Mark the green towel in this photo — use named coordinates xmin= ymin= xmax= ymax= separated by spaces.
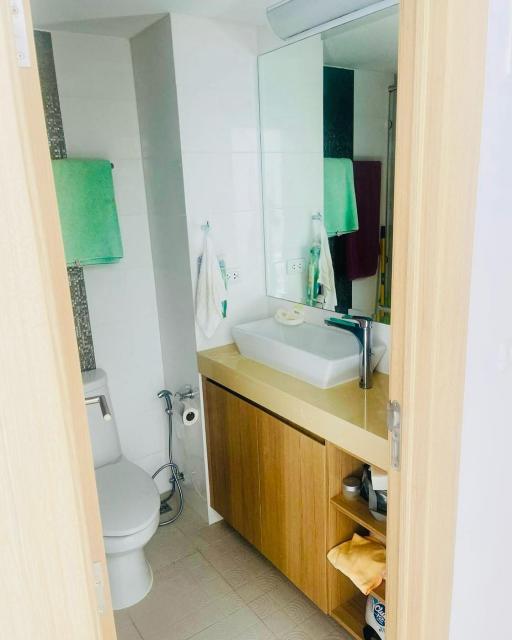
xmin=324 ymin=157 xmax=359 ymax=237
xmin=52 ymin=159 xmax=123 ymax=265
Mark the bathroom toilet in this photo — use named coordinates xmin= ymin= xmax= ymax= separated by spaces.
xmin=82 ymin=369 xmax=160 ymax=610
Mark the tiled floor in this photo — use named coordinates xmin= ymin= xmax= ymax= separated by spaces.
xmin=115 ymin=505 xmax=350 ymax=640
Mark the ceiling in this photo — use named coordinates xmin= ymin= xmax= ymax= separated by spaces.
xmin=30 ymin=0 xmax=273 ymax=32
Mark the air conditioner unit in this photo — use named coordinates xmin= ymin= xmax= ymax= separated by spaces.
xmin=266 ymin=0 xmax=398 ymax=40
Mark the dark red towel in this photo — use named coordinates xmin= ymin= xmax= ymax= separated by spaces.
xmin=345 ymin=161 xmax=382 ymax=280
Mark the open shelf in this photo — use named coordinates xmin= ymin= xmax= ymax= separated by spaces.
xmin=326 ymin=445 xmax=388 ymax=639
xmin=330 ymin=493 xmax=386 ymax=544
xmin=331 ymin=593 xmax=367 ymax=640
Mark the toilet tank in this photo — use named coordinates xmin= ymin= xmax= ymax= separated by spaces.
xmin=82 ymin=368 xmax=122 ymax=468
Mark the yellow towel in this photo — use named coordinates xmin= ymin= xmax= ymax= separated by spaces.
xmin=327 ymin=533 xmax=386 ymax=595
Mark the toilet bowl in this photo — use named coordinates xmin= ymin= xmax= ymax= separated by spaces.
xmin=83 ymin=369 xmax=160 ymax=610
xmin=96 ymin=458 xmax=160 ymax=609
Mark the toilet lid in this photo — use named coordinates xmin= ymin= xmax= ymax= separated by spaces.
xmin=95 ymin=459 xmax=160 ymax=537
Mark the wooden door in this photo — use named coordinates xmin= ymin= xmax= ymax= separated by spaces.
xmin=0 ymin=1 xmax=116 ymax=637
xmin=386 ymin=1 xmax=489 ymax=638
xmin=258 ymin=412 xmax=328 ymax=612
xmin=203 ymin=381 xmax=261 ymax=548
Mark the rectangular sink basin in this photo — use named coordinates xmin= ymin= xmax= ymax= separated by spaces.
xmin=232 ymin=317 xmax=385 ymax=389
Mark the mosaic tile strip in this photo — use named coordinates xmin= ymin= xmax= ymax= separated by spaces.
xmin=34 ymin=30 xmax=96 ymax=371
xmin=34 ymin=31 xmax=67 ymax=160
xmin=67 ymin=266 xmax=96 ymax=371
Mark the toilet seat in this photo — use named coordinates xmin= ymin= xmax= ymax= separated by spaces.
xmin=95 ymin=458 xmax=160 ymax=537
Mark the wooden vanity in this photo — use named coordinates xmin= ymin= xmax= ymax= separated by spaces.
xmin=199 ymin=344 xmax=389 ymax=640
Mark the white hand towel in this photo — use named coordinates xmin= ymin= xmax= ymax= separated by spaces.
xmin=195 ymin=234 xmax=226 ymax=338
xmin=318 ymin=223 xmax=338 ymax=311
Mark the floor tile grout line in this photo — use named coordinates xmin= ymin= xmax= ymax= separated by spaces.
xmin=129 ymin=617 xmax=145 ymax=640
xmin=117 ymin=516 xmax=348 ymax=640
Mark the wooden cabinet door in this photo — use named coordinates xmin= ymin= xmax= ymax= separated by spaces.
xmin=203 ymin=381 xmax=261 ymax=548
xmin=258 ymin=412 xmax=328 ymax=612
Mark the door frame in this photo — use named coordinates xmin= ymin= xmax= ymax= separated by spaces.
xmin=0 ymin=0 xmax=490 ymax=638
xmin=388 ymin=0 xmax=489 ymax=638
xmin=0 ymin=1 xmax=116 ymax=638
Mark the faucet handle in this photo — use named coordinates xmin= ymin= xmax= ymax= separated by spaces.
xmin=340 ymin=313 xmax=373 ymax=328
xmin=324 ymin=315 xmax=370 ymax=331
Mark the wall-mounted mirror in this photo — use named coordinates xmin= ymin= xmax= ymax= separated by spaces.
xmin=259 ymin=6 xmax=398 ymax=324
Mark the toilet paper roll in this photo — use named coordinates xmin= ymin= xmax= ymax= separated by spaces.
xmin=181 ymin=398 xmax=199 ymax=426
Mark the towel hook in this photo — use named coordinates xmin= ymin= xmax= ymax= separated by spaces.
xmin=201 ymin=221 xmax=211 ymax=233
xmin=311 ymin=212 xmax=323 ymax=221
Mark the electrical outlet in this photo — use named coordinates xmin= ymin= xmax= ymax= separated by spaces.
xmin=226 ymin=269 xmax=241 ymax=282
xmin=287 ymin=258 xmax=306 ymax=274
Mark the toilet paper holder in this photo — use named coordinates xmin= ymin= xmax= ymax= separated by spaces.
xmin=175 ymin=385 xmax=199 ymax=402
xmin=174 ymin=385 xmax=200 ymax=426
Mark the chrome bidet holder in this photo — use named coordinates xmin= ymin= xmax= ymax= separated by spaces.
xmin=157 ymin=389 xmax=173 ymax=415
xmin=157 ymin=386 xmax=199 ymax=416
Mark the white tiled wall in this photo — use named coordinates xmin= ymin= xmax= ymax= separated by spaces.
xmin=259 ymin=36 xmax=324 ymax=303
xmin=52 ymin=32 xmax=169 ymax=487
xmin=131 ymin=17 xmax=206 ymax=501
xmin=170 ymin=14 xmax=269 ymax=351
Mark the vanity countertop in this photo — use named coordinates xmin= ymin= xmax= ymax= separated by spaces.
xmin=198 ymin=343 xmax=389 ymax=470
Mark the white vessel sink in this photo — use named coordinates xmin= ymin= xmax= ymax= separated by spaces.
xmin=232 ymin=317 xmax=385 ymax=389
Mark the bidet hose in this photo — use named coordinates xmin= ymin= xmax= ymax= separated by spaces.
xmin=152 ymin=400 xmax=184 ymax=526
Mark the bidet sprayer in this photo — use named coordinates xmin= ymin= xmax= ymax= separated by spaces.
xmin=157 ymin=389 xmax=173 ymax=415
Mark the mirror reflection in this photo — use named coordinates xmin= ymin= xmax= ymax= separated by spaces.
xmin=259 ymin=7 xmax=399 ymax=323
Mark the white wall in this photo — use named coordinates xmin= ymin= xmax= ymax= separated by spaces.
xmin=259 ymin=36 xmax=324 ymax=303
xmin=170 ymin=14 xmax=269 ymax=351
xmin=450 ymin=1 xmax=512 ymax=636
xmin=258 ymin=23 xmax=285 ymax=56
xmin=130 ymin=17 xmax=207 ymax=503
xmin=52 ymin=32 xmax=170 ymax=487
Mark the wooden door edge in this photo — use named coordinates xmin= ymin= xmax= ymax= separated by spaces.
xmin=388 ymin=0 xmax=490 ymax=638
xmin=0 ymin=2 xmax=116 ymax=637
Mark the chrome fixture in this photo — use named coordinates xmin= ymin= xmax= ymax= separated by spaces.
xmin=325 ymin=314 xmax=373 ymax=389
xmin=157 ymin=389 xmax=173 ymax=415
xmin=266 ymin=0 xmax=398 ymax=41
xmin=154 ymin=389 xmax=184 ymax=526
xmin=175 ymin=385 xmax=199 ymax=402
xmin=85 ymin=394 xmax=112 ymax=421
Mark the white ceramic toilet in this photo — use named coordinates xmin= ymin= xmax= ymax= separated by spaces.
xmin=82 ymin=369 xmax=160 ymax=610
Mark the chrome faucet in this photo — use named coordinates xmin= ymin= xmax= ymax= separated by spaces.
xmin=324 ymin=314 xmax=373 ymax=389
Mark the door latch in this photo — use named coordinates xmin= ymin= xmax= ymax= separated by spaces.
xmin=9 ymin=0 xmax=31 ymax=67
xmin=387 ymin=400 xmax=401 ymax=470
